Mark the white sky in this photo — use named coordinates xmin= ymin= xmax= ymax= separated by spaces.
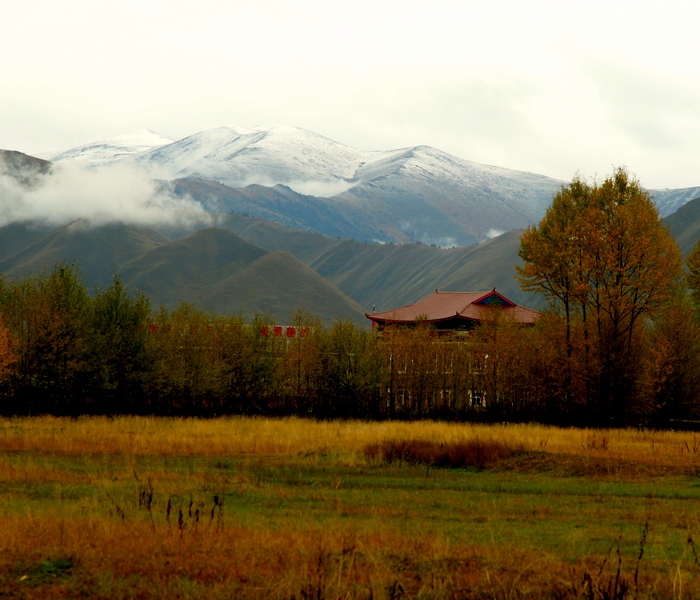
xmin=2 ymin=0 xmax=700 ymax=189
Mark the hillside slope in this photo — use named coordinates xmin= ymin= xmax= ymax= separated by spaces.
xmin=49 ymin=129 xmax=174 ymax=165
xmin=118 ymin=227 xmax=268 ymax=307
xmin=663 ymin=197 xmax=700 ymax=254
xmin=206 ymin=213 xmax=541 ymax=310
xmin=204 ymin=250 xmax=367 ymax=323
xmin=0 ymin=150 xmax=51 ymax=186
xmin=0 ymin=220 xmax=169 ymax=286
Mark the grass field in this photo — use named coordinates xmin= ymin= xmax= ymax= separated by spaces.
xmin=1 ymin=417 xmax=700 ymax=598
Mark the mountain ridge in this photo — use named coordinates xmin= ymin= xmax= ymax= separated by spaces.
xmin=45 ymin=125 xmax=700 ymax=245
xmin=49 ymin=129 xmax=174 ymax=164
xmin=49 ymin=126 xmax=564 ymax=245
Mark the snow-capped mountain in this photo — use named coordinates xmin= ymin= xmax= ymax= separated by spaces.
xmin=341 ymin=145 xmax=563 ymax=236
xmin=648 ymin=186 xmax=700 ymax=217
xmin=131 ymin=125 xmax=376 ymax=188
xmin=50 ymin=125 xmax=566 ymax=245
xmin=50 ymin=129 xmax=174 ymax=165
xmin=49 ymin=125 xmax=700 ymax=245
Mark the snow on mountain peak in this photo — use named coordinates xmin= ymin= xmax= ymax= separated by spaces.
xmin=126 ymin=124 xmax=377 ymax=189
xmin=47 ymin=126 xmax=566 ymax=226
xmin=51 ymin=129 xmax=175 ymax=165
xmin=26 ymin=124 xmax=700 ymax=247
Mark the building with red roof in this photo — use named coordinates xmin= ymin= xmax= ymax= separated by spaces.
xmin=366 ymin=289 xmax=539 ymax=333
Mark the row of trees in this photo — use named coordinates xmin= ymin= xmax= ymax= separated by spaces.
xmin=0 ymin=168 xmax=699 ymax=425
xmin=0 ymin=266 xmax=484 ymax=419
xmin=0 ymin=262 xmax=699 ymax=426
xmin=0 ymin=265 xmax=592 ymax=421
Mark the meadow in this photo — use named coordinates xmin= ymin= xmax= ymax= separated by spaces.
xmin=1 ymin=417 xmax=700 ymax=598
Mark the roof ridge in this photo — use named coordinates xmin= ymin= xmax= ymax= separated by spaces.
xmin=436 ymin=290 xmax=490 ymax=294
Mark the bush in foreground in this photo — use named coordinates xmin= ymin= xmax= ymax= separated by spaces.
xmin=362 ymin=437 xmax=522 ymax=469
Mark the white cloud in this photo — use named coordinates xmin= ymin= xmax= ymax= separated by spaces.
xmin=0 ymin=162 xmax=210 ymax=228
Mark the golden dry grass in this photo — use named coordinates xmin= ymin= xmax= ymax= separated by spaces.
xmin=6 ymin=511 xmax=691 ymax=600
xmin=2 ymin=416 xmax=700 ymax=598
xmin=1 ymin=415 xmax=699 ymax=471
xmin=0 ymin=514 xmax=576 ymax=599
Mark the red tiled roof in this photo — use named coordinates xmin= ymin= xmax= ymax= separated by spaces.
xmin=367 ymin=290 xmax=539 ymax=326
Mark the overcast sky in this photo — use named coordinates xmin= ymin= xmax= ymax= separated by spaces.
xmin=2 ymin=0 xmax=700 ymax=189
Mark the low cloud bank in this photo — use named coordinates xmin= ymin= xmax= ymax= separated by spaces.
xmin=0 ymin=162 xmax=211 ymax=228
xmin=285 ymin=179 xmax=355 ymax=197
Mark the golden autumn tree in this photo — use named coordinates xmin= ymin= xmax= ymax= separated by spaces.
xmin=146 ymin=303 xmax=224 ymax=413
xmin=518 ymin=167 xmax=682 ymax=424
xmin=517 ymin=175 xmax=596 ymax=417
xmin=1 ymin=262 xmax=91 ymax=413
xmin=377 ymin=323 xmax=440 ymax=418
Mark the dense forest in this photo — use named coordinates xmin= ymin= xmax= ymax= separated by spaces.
xmin=1 ymin=168 xmax=700 ymax=428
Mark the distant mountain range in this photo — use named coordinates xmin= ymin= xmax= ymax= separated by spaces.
xmin=0 ymin=196 xmax=697 ymax=327
xmin=46 ymin=127 xmax=565 ymax=246
xmin=2 ymin=129 xmax=700 ymax=325
xmin=0 ymin=212 xmax=535 ymax=326
xmin=44 ymin=127 xmax=700 ymax=246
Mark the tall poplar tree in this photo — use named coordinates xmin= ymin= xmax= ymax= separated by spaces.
xmin=518 ymin=168 xmax=682 ymax=424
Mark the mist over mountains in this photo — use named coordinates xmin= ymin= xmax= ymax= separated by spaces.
xmin=2 ymin=127 xmax=700 ymax=325
xmin=0 ymin=148 xmax=208 ymax=229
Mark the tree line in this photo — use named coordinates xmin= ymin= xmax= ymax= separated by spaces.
xmin=0 ymin=168 xmax=699 ymax=426
xmin=0 ymin=266 xmax=582 ymax=421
